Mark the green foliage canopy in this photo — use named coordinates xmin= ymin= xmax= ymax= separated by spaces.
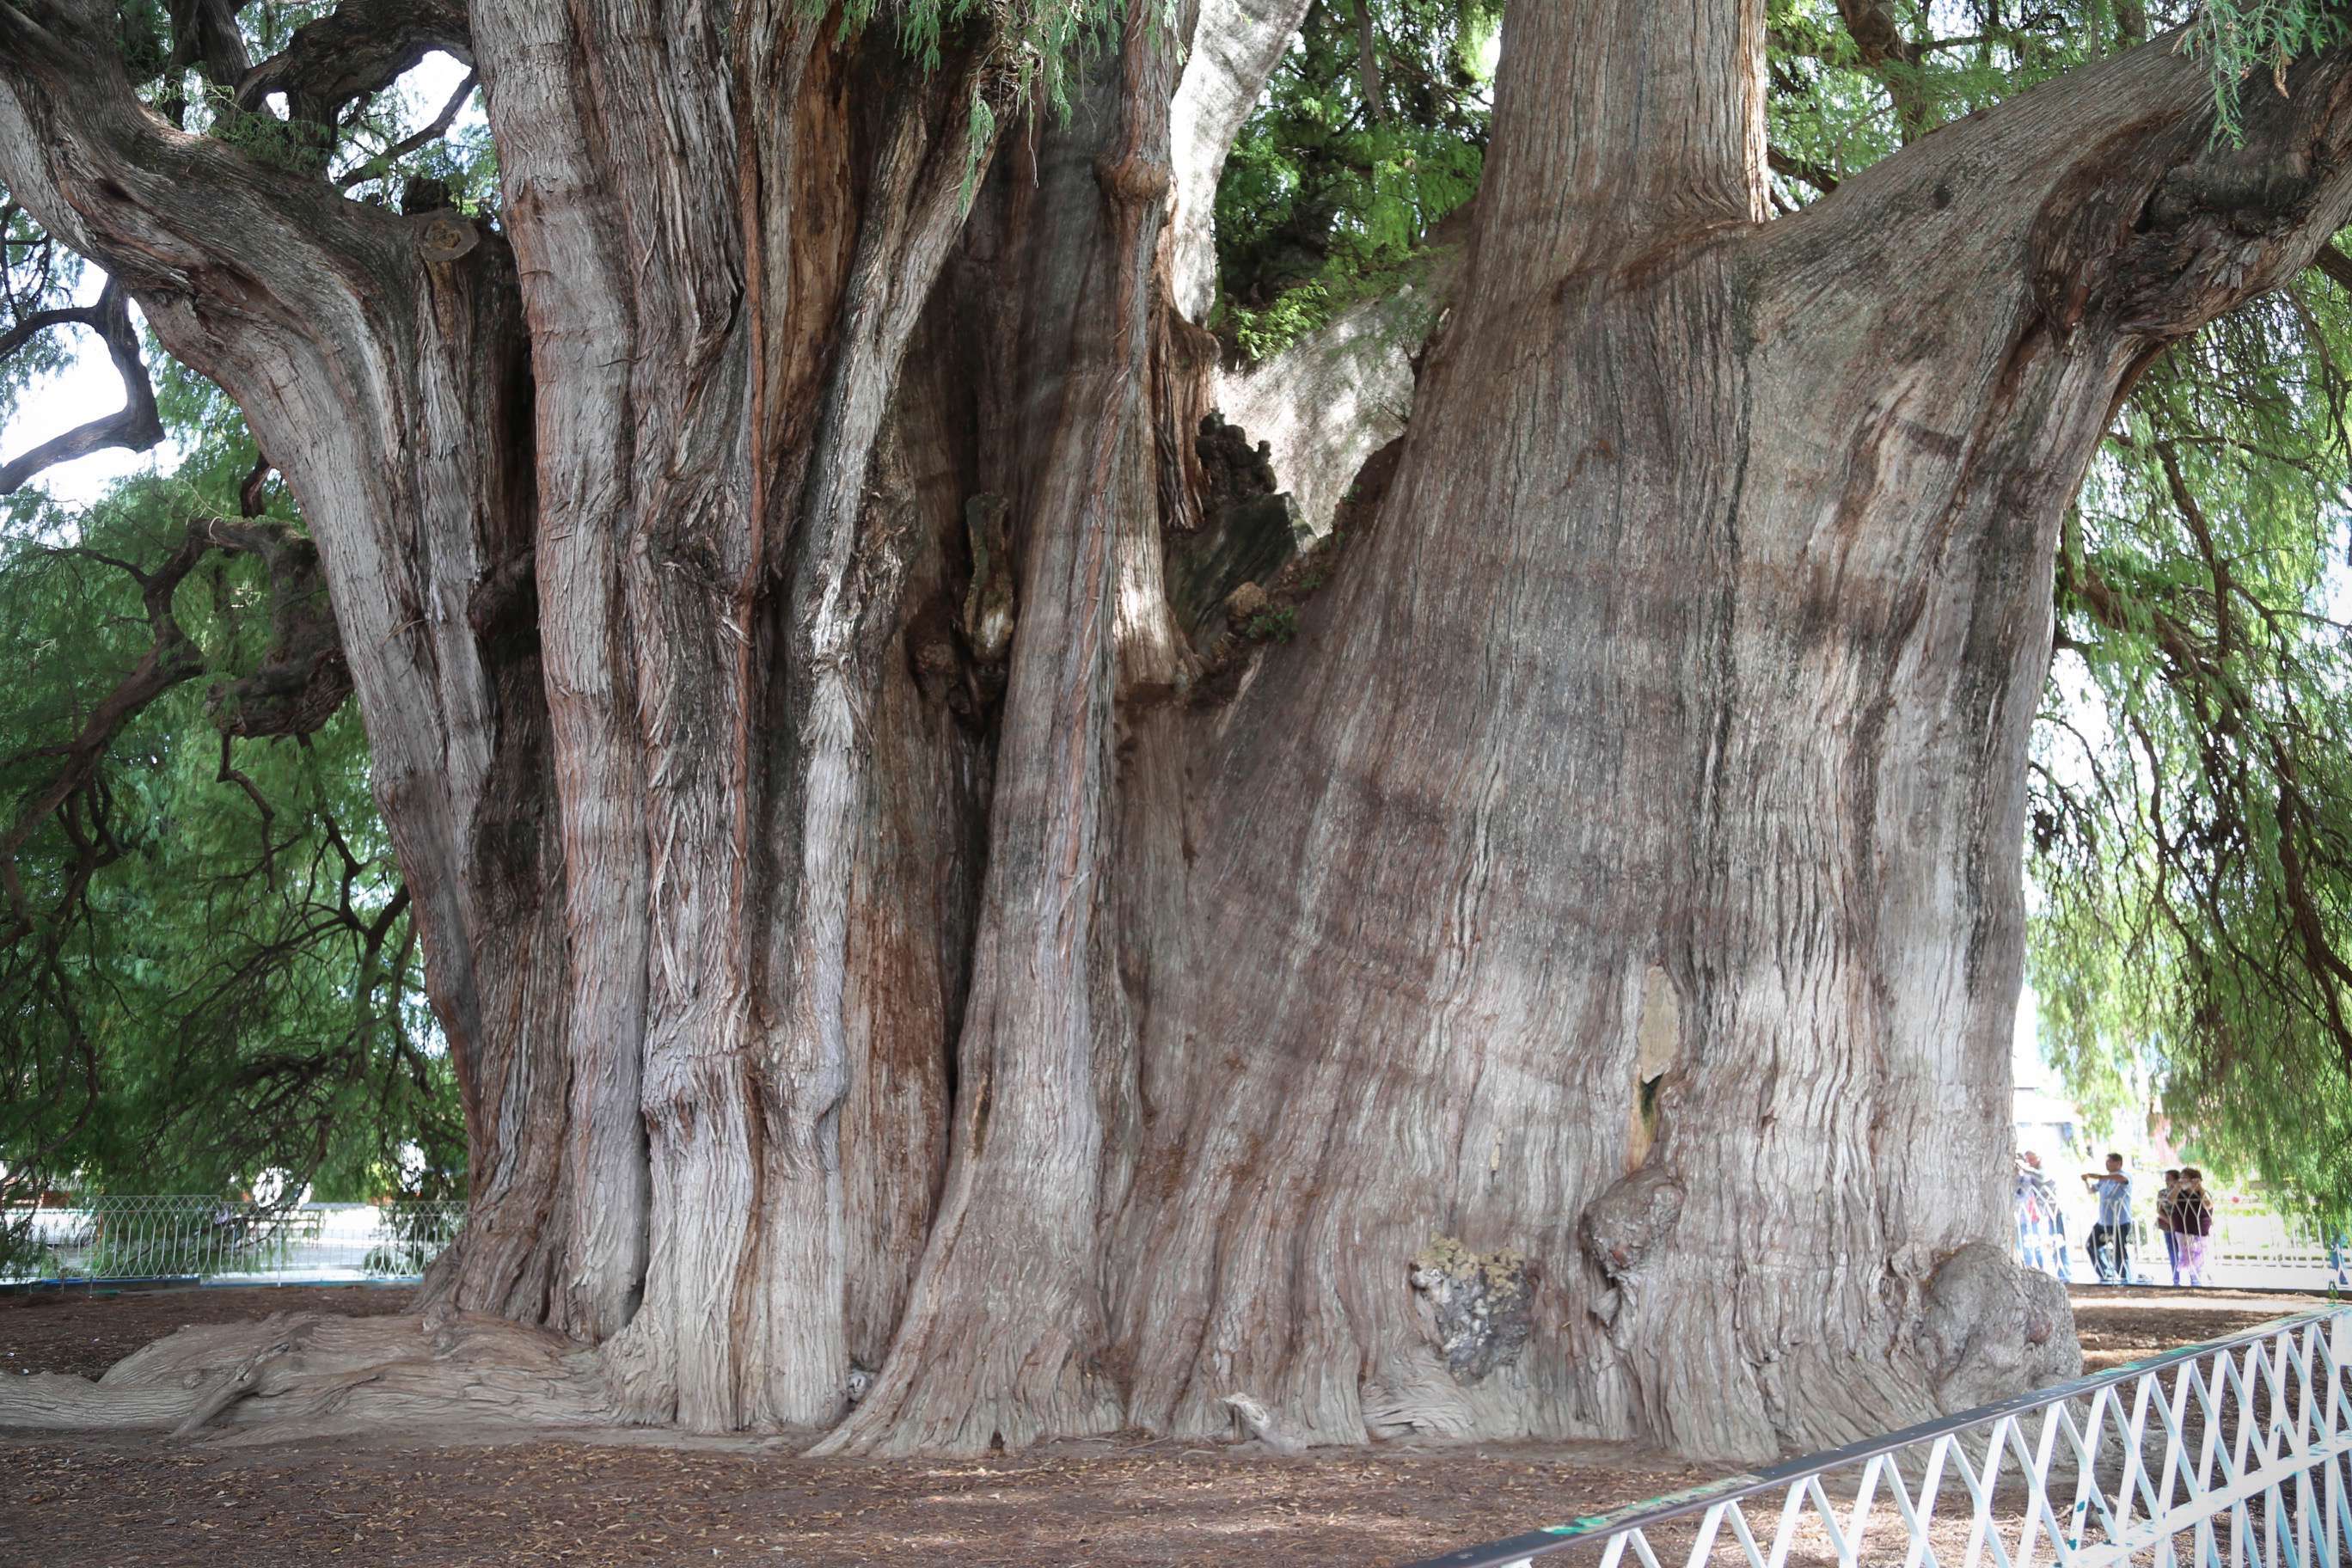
xmin=0 ymin=7 xmax=483 ymax=1203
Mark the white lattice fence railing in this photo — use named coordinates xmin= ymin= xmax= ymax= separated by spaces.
xmin=1402 ymin=1305 xmax=2352 ymax=1568
xmin=1 ymin=1197 xmax=464 ymax=1284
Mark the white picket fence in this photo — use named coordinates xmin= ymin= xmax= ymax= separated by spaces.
xmin=2 ymin=1196 xmax=464 ymax=1284
xmin=2025 ymin=1215 xmax=2349 ymax=1291
xmin=1404 ymin=1303 xmax=2352 ymax=1568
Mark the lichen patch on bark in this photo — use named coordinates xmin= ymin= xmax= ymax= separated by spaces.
xmin=1409 ymin=1234 xmax=1537 ymax=1383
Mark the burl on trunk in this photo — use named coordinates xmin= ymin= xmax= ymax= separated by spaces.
xmin=5 ymin=0 xmax=2352 ymax=1459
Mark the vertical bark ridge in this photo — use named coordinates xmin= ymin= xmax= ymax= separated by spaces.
xmin=469 ymin=0 xmax=652 ymax=1348
xmin=477 ymin=1 xmax=1012 ymax=1430
xmin=826 ymin=370 xmax=983 ymax=1374
xmin=741 ymin=52 xmax=1006 ymax=1430
xmin=475 ymin=0 xmax=773 ymax=1419
xmin=1475 ymin=0 xmax=1767 ymax=281
xmin=815 ymin=11 xmax=1189 ymax=1458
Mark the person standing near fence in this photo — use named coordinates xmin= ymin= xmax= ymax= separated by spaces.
xmin=2174 ymin=1168 xmax=2214 ymax=1287
xmin=2083 ymin=1152 xmax=2135 ymax=1284
xmin=2155 ymin=1169 xmax=2184 ymax=1286
xmin=2014 ymin=1152 xmax=2067 ymax=1279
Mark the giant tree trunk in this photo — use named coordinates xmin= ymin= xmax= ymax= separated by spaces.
xmin=8 ymin=0 xmax=2352 ymax=1459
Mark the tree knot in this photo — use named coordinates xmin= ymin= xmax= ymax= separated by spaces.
xmin=961 ymin=493 xmax=1015 ymax=668
xmin=1578 ymin=1164 xmax=1685 ymax=1284
xmin=1918 ymin=1240 xmax=2081 ymax=1412
xmin=415 ymin=212 xmax=481 ymax=265
xmin=1094 ymin=151 xmax=1172 ymax=205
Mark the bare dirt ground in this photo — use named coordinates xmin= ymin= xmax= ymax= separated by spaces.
xmin=2067 ymin=1284 xmax=2336 ymax=1371
xmin=0 ymin=1281 xmax=2331 ymax=1567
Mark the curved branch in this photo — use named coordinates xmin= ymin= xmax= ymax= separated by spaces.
xmin=1833 ymin=0 xmax=1935 ymax=137
xmin=0 ymin=515 xmax=352 ymax=946
xmin=171 ymin=0 xmax=252 ymax=89
xmin=1167 ymin=0 xmax=1320 ymax=320
xmin=0 ymin=0 xmax=546 ymax=1118
xmin=201 ymin=517 xmax=355 ymax=739
xmin=2309 ymin=238 xmax=2352 ymax=293
xmin=0 ymin=279 xmax=163 ymax=494
xmin=0 ymin=519 xmax=211 ymax=944
xmin=1764 ymin=28 xmax=2352 ymax=373
xmin=236 ymin=0 xmax=472 ymax=123
xmin=1767 ymin=143 xmax=1841 ymax=194
xmin=337 ymin=70 xmax=478 ymax=189
xmin=0 ymin=300 xmax=100 ymax=358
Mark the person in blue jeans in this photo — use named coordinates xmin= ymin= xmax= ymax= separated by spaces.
xmin=2082 ymin=1152 xmax=2135 ymax=1283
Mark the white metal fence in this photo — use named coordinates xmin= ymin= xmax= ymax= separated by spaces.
xmin=1404 ymin=1304 xmax=2352 ymax=1568
xmin=2023 ymin=1218 xmax=2349 ymax=1290
xmin=1 ymin=1196 xmax=465 ymax=1284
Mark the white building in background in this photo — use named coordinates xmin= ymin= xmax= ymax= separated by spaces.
xmin=2013 ymin=1045 xmax=2090 ymax=1173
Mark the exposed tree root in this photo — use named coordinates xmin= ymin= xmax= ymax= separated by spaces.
xmin=0 ymin=1310 xmax=616 ymax=1441
xmin=808 ymin=1228 xmax=1126 ymax=1459
xmin=0 ymin=1259 xmax=2081 ymax=1457
xmin=1221 ymin=1393 xmax=1306 ymax=1455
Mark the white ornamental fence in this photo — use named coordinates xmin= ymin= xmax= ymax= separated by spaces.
xmin=1 ymin=1196 xmax=465 ymax=1285
xmin=1404 ymin=1303 xmax=2352 ymax=1568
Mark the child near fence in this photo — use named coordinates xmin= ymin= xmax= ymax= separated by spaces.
xmin=2155 ymin=1169 xmax=2184 ymax=1286
xmin=2175 ymin=1168 xmax=2214 ymax=1288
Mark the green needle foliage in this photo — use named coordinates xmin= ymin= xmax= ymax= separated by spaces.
xmin=0 ymin=0 xmax=485 ymax=1203
xmin=0 ymin=474 xmax=462 ymax=1204
xmin=2033 ymin=288 xmax=2352 ymax=1234
xmin=2183 ymin=1 xmax=2352 ymax=143
xmin=0 ymin=442 xmax=462 ymax=1203
xmin=1214 ymin=0 xmax=1496 ymax=360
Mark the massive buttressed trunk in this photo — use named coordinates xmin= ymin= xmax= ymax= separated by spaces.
xmin=1100 ymin=7 xmax=2352 ymax=1458
xmin=9 ymin=0 xmax=2352 ymax=1460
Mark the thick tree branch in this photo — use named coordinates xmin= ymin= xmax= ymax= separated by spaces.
xmin=1761 ymin=25 xmax=2352 ymax=375
xmin=0 ymin=514 xmax=352 ymax=952
xmin=168 ymin=0 xmax=253 ymax=93
xmin=0 ymin=521 xmax=210 ymax=943
xmin=0 ymin=300 xmax=99 ymax=358
xmin=2310 ymin=238 xmax=2352 ymax=292
xmin=0 ymin=279 xmax=162 ymax=493
xmin=2012 ymin=45 xmax=2352 ymax=346
xmin=1767 ymin=143 xmax=1841 ymax=194
xmin=201 ymin=517 xmax=356 ymax=738
xmin=0 ymin=0 xmax=546 ymax=1130
xmin=235 ymin=0 xmax=472 ymax=124
xmin=1167 ymin=0 xmax=1320 ymax=318
xmin=1476 ymin=0 xmax=1767 ymax=279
